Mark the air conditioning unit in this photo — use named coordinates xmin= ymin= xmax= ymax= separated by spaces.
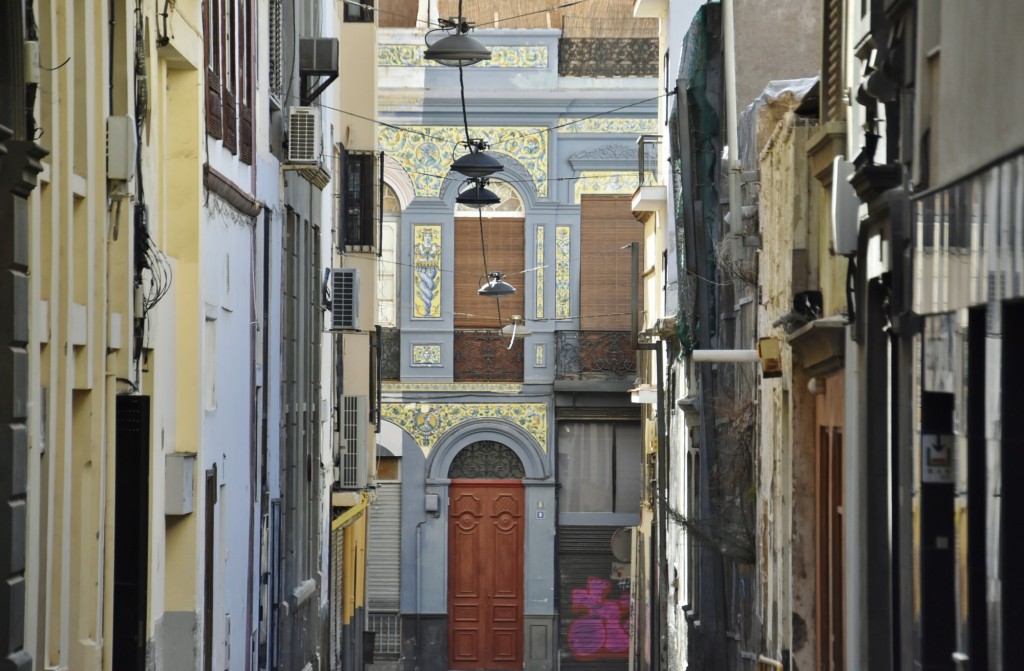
xmin=287 ymin=106 xmax=320 ymax=164
xmin=336 ymin=395 xmax=368 ymax=489
xmin=328 ymin=268 xmax=360 ymax=331
xmin=299 ymin=38 xmax=339 ymax=77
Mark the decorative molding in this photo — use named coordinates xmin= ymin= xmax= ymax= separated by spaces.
xmin=381 ymin=401 xmax=548 ymax=454
xmin=573 ymin=170 xmax=652 ymax=202
xmin=569 ymin=144 xmax=637 ymax=162
xmin=378 ymin=44 xmax=548 ymax=68
xmin=413 ymin=225 xmax=442 ymax=318
xmin=0 ymin=139 xmax=48 ymax=197
xmin=558 ymin=38 xmax=658 ymax=78
xmin=378 ymin=125 xmax=547 ymax=198
xmin=558 ymin=117 xmax=657 ymax=134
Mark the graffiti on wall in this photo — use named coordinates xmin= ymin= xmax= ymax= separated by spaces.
xmin=566 ymin=577 xmax=630 ymax=660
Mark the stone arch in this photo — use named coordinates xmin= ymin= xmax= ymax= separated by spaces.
xmin=426 ymin=418 xmax=549 ymax=482
xmin=383 ymin=154 xmax=416 ymax=210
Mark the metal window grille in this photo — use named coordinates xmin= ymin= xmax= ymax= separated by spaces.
xmin=367 ymin=613 xmax=401 ymax=658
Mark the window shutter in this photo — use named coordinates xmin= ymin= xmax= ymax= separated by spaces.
xmin=579 ymin=195 xmax=641 ymax=331
xmin=223 ymin=88 xmax=237 ymax=154
xmin=204 ymin=0 xmax=223 ymax=138
xmin=269 ymin=0 xmax=283 ymax=100
xmin=823 ymin=0 xmax=844 ymax=122
xmin=454 ymin=217 xmax=525 ymax=328
xmin=337 ymin=148 xmax=348 ymax=249
xmin=359 ymin=152 xmax=376 ymax=246
xmin=339 ymin=151 xmax=379 ymax=250
xmin=239 ymin=0 xmax=254 ymax=163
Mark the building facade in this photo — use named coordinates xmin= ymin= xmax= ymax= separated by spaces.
xmin=4 ymin=0 xmax=372 ymax=669
xmin=373 ymin=4 xmax=657 ymax=671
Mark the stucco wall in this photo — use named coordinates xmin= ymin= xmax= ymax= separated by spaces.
xmin=932 ymin=1 xmax=1024 ymax=185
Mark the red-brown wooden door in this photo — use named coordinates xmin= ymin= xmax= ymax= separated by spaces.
xmin=449 ymin=481 xmax=524 ymax=670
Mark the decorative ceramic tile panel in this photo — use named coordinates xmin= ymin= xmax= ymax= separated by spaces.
xmin=378 ymin=44 xmax=548 ymax=68
xmin=535 ymin=226 xmax=544 ymax=319
xmin=555 ymin=226 xmax=571 ymax=319
xmin=573 ymin=170 xmax=654 ymax=202
xmin=558 ymin=117 xmax=658 ymax=134
xmin=411 ymin=344 xmax=442 ymax=366
xmin=413 ymin=225 xmax=442 ymax=318
xmin=381 ymin=402 xmax=548 ymax=455
xmin=534 ymin=344 xmax=545 ymax=367
xmin=383 ymin=382 xmax=523 ymax=393
xmin=378 ymin=125 xmax=547 ymax=198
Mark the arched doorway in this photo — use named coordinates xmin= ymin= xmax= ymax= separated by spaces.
xmin=447 ymin=441 xmax=526 ymax=670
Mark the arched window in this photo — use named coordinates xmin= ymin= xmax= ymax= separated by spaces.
xmin=448 ymin=440 xmax=526 ymax=479
xmin=455 ymin=179 xmax=524 ymax=216
xmin=378 ymin=183 xmax=400 ymax=327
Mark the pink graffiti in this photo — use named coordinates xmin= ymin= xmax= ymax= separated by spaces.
xmin=567 ymin=577 xmax=630 ymax=659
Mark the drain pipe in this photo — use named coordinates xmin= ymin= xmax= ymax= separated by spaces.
xmin=415 ymin=519 xmax=425 ymax=671
xmin=723 ymin=0 xmax=743 ymax=221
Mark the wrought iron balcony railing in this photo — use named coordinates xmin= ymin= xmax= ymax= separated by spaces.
xmin=555 ymin=331 xmax=635 ymax=381
xmin=379 ymin=326 xmax=401 ymax=380
xmin=454 ymin=330 xmax=523 ymax=382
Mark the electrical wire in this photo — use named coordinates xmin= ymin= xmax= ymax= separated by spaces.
xmin=277 ymin=92 xmax=672 ymax=150
xmin=473 ymin=0 xmax=591 ymax=27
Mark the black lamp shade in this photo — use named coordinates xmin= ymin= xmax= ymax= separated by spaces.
xmin=456 ymin=183 xmax=501 ymax=208
xmin=424 ymin=33 xmax=491 ymax=67
xmin=451 ymin=151 xmax=503 ymax=178
xmin=478 ymin=274 xmax=516 ymax=297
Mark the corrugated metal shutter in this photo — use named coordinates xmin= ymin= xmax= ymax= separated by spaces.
xmin=367 ymin=484 xmax=402 ymax=658
xmin=367 ymin=483 xmax=401 ymax=610
xmin=330 ymin=524 xmax=344 ymax=668
xmin=558 ymin=526 xmax=630 ymax=671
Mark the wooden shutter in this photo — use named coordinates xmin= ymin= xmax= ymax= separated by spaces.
xmin=222 ymin=0 xmax=237 ymax=154
xmin=823 ymin=0 xmax=844 ymax=122
xmin=204 ymin=0 xmax=222 ymax=138
xmin=239 ymin=0 xmax=254 ymax=163
xmin=454 ymin=216 xmax=525 ymax=328
xmin=579 ymin=195 xmax=642 ymax=331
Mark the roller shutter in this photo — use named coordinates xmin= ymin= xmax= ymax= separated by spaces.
xmin=558 ymin=526 xmax=630 ymax=671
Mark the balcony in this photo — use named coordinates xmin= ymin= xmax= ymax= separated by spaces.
xmin=380 ymin=329 xmax=636 ymax=384
xmin=454 ymin=331 xmax=524 ymax=382
xmin=555 ymin=331 xmax=635 ymax=382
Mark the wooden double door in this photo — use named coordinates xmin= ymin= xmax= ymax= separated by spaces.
xmin=448 ymin=481 xmax=524 ymax=670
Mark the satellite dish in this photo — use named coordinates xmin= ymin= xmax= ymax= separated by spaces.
xmin=610 ymin=527 xmax=632 ymax=563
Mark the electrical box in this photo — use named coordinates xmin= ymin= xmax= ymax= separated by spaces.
xmin=106 ymin=116 xmax=137 ymax=182
xmin=165 ymin=452 xmax=196 ymax=515
xmin=831 ymin=156 xmax=860 ymax=256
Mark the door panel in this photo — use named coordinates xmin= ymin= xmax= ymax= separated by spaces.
xmin=449 ymin=481 xmax=524 ymax=670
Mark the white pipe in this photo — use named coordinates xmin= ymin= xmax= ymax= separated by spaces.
xmin=691 ymin=349 xmax=759 ymax=363
xmin=722 ymin=0 xmax=743 ymax=219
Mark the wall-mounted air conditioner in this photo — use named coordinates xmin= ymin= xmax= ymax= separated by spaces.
xmin=287 ymin=106 xmax=320 ymax=164
xmin=831 ymin=156 xmax=860 ymax=256
xmin=299 ymin=38 xmax=339 ymax=77
xmin=336 ymin=395 xmax=368 ymax=489
xmin=328 ymin=268 xmax=360 ymax=331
